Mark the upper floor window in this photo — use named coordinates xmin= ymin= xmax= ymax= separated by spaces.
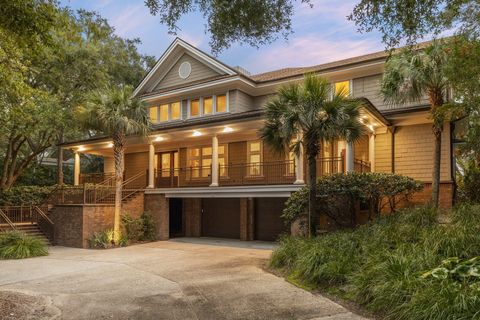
xmin=286 ymin=151 xmax=295 ymax=176
xmin=334 ymin=80 xmax=351 ymax=97
xmin=188 ymin=93 xmax=228 ymax=118
xmin=149 ymin=101 xmax=182 ymax=123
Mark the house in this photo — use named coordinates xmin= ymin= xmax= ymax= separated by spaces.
xmin=55 ymin=38 xmax=456 ymax=247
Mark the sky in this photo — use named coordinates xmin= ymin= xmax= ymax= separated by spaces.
xmin=59 ymin=0 xmax=386 ymax=75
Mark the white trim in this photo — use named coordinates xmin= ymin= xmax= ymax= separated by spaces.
xmin=144 ymin=184 xmax=304 ymax=198
xmin=133 ymin=38 xmax=237 ymax=97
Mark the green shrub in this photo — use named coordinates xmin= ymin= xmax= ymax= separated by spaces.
xmin=121 ymin=212 xmax=157 ymax=243
xmin=282 ymin=172 xmax=423 ymax=228
xmin=271 ymin=204 xmax=480 ymax=319
xmin=140 ymin=212 xmax=156 ymax=241
xmin=0 ymin=185 xmax=56 ymax=206
xmin=122 ymin=213 xmax=143 ymax=241
xmin=0 ymin=231 xmax=48 ymax=259
xmin=457 ymin=164 xmax=480 ymax=203
xmin=88 ymin=229 xmax=115 ymax=249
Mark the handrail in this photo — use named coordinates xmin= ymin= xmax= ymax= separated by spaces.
xmin=33 ymin=206 xmax=54 ymax=225
xmin=122 ymin=171 xmax=145 ymax=187
xmin=0 ymin=208 xmax=16 ymax=231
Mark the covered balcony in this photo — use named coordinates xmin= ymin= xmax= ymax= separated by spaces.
xmin=63 ymin=104 xmax=386 ymax=194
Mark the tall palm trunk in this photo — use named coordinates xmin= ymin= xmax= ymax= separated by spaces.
xmin=306 ymin=145 xmax=318 ymax=237
xmin=430 ymin=92 xmax=444 ymax=208
xmin=431 ymin=126 xmax=442 ymax=207
xmin=113 ymin=131 xmax=125 ymax=242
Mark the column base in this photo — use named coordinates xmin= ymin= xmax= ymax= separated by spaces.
xmin=293 ymin=180 xmax=305 ymax=185
xmin=209 ymin=183 xmax=219 ymax=187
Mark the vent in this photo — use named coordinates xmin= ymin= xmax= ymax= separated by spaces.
xmin=178 ymin=61 xmax=192 ymax=79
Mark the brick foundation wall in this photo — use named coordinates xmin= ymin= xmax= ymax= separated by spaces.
xmin=52 ymin=204 xmax=115 ymax=248
xmin=144 ymin=193 xmax=169 ymax=240
xmin=52 ymin=205 xmax=84 ymax=248
xmin=407 ymin=181 xmax=454 ymax=208
xmin=122 ymin=193 xmax=145 ymax=219
xmin=184 ymin=198 xmax=201 ymax=237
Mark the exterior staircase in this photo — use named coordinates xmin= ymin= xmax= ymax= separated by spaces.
xmin=14 ymin=223 xmax=51 ymax=245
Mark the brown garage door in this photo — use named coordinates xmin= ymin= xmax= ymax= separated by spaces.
xmin=202 ymin=198 xmax=240 ymax=239
xmin=255 ymin=198 xmax=288 ymax=241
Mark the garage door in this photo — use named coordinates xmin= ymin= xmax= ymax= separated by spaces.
xmin=202 ymin=198 xmax=240 ymax=239
xmin=255 ymin=198 xmax=288 ymax=241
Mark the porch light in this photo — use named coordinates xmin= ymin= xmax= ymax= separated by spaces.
xmin=107 ymin=143 xmax=113 ymax=148
xmin=222 ymin=126 xmax=233 ymax=133
xmin=77 ymin=146 xmax=85 ymax=152
xmin=192 ymin=130 xmax=202 ymax=137
xmin=154 ymin=136 xmax=164 ymax=142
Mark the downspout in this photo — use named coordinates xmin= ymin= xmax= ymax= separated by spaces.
xmin=389 ymin=126 xmax=396 ymax=173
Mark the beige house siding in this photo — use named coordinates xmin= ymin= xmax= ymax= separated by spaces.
xmin=353 ymin=74 xmax=429 ymax=111
xmin=354 ymin=135 xmax=369 ymax=162
xmin=124 ymin=152 xmax=148 ymax=180
xmin=154 ymin=53 xmax=221 ymax=90
xmin=393 ymin=123 xmax=451 ymax=181
xmin=104 ymin=157 xmax=114 ymax=173
xmin=374 ymin=131 xmax=393 ymax=173
xmin=230 ymin=90 xmax=254 ymax=113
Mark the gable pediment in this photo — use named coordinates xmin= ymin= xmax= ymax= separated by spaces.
xmin=133 ymin=38 xmax=237 ymax=97
xmin=153 ymin=53 xmax=222 ymax=91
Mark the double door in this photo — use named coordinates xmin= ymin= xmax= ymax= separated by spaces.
xmin=157 ymin=151 xmax=179 ymax=188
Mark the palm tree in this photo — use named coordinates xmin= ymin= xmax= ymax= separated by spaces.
xmin=381 ymin=41 xmax=449 ymax=207
xmin=261 ymin=74 xmax=363 ymax=235
xmin=84 ymin=85 xmax=149 ymax=241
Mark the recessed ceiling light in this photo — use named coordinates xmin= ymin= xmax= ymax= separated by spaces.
xmin=107 ymin=143 xmax=113 ymax=148
xmin=223 ymin=126 xmax=233 ymax=133
xmin=192 ymin=130 xmax=202 ymax=137
xmin=77 ymin=146 xmax=85 ymax=152
xmin=154 ymin=136 xmax=164 ymax=142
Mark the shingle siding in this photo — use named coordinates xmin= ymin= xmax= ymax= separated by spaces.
xmin=353 ymin=74 xmax=429 ymax=111
xmin=154 ymin=53 xmax=221 ymax=91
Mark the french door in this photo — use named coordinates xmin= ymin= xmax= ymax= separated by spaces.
xmin=157 ymin=151 xmax=179 ymax=187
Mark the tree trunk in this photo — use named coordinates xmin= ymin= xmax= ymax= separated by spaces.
xmin=57 ymin=131 xmax=64 ymax=186
xmin=431 ymin=126 xmax=442 ymax=207
xmin=307 ymin=151 xmax=317 ymax=237
xmin=113 ymin=132 xmax=125 ymax=242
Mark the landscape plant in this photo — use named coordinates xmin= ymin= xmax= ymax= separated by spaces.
xmin=261 ymin=74 xmax=363 ymax=235
xmin=271 ymin=204 xmax=480 ymax=319
xmin=0 ymin=231 xmax=48 ymax=259
xmin=282 ymin=172 xmax=423 ymax=228
xmin=83 ymin=85 xmax=149 ymax=242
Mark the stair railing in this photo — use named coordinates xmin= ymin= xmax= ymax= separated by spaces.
xmin=0 ymin=208 xmax=16 ymax=231
xmin=33 ymin=206 xmax=54 ymax=242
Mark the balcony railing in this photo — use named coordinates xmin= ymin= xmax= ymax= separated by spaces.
xmin=354 ymin=159 xmax=371 ymax=173
xmin=79 ymin=172 xmax=115 ymax=185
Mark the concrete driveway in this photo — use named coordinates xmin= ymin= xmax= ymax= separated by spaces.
xmin=0 ymin=238 xmax=366 ymax=320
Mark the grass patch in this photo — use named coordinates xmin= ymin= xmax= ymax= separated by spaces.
xmin=271 ymin=205 xmax=480 ymax=319
xmin=0 ymin=231 xmax=48 ymax=259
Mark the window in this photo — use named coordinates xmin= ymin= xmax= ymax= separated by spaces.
xmin=247 ymin=140 xmax=263 ymax=176
xmin=188 ymin=145 xmax=227 ymax=178
xmin=159 ymin=104 xmax=169 ymax=122
xmin=216 ymin=94 xmax=227 ymax=113
xmin=334 ymin=81 xmax=350 ymax=97
xmin=188 ymin=93 xmax=227 ymax=118
xmin=286 ymin=151 xmax=295 ymax=176
xmin=148 ymin=102 xmax=181 ymax=123
xmin=171 ymin=102 xmax=181 ymax=120
xmin=190 ymin=99 xmax=200 ymax=117
xmin=149 ymin=106 xmax=158 ymax=122
xmin=203 ymin=97 xmax=213 ymax=115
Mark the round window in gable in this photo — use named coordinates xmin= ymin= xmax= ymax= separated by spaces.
xmin=178 ymin=61 xmax=192 ymax=79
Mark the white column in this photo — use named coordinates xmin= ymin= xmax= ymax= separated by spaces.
xmin=148 ymin=143 xmax=155 ymax=188
xmin=210 ymin=135 xmax=219 ymax=187
xmin=74 ymin=151 xmax=80 ymax=186
xmin=294 ymin=144 xmax=305 ymax=184
xmin=346 ymin=142 xmax=354 ymax=172
xmin=369 ymin=134 xmax=375 ymax=172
